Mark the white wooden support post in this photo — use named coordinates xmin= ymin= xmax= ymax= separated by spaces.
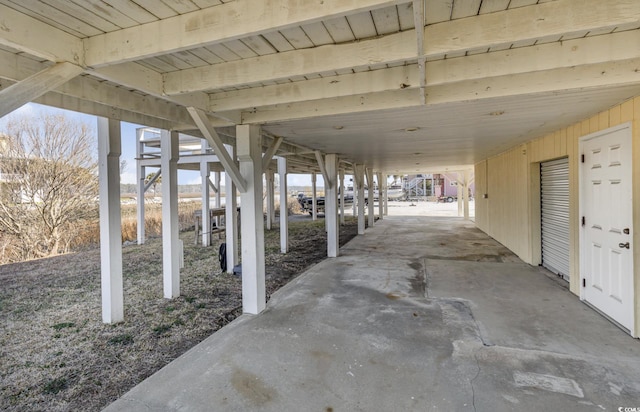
xmin=225 ymin=144 xmax=239 ymax=273
xmin=136 ymin=128 xmax=146 ymax=245
xmin=311 ymin=173 xmax=317 ymax=221
xmin=457 ymin=173 xmax=464 ymax=217
xmin=200 ymin=155 xmax=211 ymax=247
xmin=355 ymin=165 xmax=366 ymax=235
xmin=384 ymin=174 xmax=389 ymax=216
xmin=367 ymin=168 xmax=375 ymax=228
xmin=266 ymin=170 xmax=275 ymax=230
xmin=98 ymin=117 xmax=123 ymax=324
xmin=339 ymin=169 xmax=345 ymax=225
xmin=377 ymin=172 xmax=384 ymax=220
xmin=463 ymin=170 xmax=470 ymax=220
xmin=325 ymin=154 xmax=339 ymax=257
xmin=214 ymin=171 xmax=222 ymax=227
xmin=237 ymin=125 xmax=266 ymax=315
xmin=353 ymin=175 xmax=357 ymax=217
xmin=161 ymin=130 xmax=180 ymax=298
xmin=278 ymin=157 xmax=289 ymax=253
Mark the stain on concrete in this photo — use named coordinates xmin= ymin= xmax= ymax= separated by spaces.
xmin=309 ymin=350 xmax=335 ymax=378
xmin=408 ymin=260 xmax=426 ymax=297
xmin=408 ymin=261 xmax=422 ymax=271
xmin=513 ymin=371 xmax=584 ymax=398
xmin=231 ymin=368 xmax=277 ymax=405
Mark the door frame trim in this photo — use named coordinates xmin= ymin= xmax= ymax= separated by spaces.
xmin=578 ymin=121 xmax=635 ymax=337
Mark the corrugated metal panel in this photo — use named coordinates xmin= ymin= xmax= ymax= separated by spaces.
xmin=541 ymin=157 xmax=570 ymax=280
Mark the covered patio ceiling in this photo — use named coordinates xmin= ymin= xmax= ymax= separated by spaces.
xmin=1 ymin=0 xmax=639 ymax=173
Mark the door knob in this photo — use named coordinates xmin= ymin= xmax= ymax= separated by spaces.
xmin=619 ymin=242 xmax=630 ymax=249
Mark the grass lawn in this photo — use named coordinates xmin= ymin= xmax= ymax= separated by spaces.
xmin=0 ymin=217 xmax=358 ymax=411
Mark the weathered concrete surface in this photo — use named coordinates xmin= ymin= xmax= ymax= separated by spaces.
xmin=105 ymin=216 xmax=640 ymax=412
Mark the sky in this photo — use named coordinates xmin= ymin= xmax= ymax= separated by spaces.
xmin=0 ymin=102 xmax=330 ymax=187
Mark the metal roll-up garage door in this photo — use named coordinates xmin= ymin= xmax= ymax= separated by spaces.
xmin=541 ymin=157 xmax=570 ymax=281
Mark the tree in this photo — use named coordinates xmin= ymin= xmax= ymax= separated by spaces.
xmin=144 ymin=171 xmax=161 ymax=197
xmin=0 ymin=113 xmax=98 ymax=261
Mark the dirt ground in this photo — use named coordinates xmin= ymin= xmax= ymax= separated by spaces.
xmin=0 ymin=217 xmax=359 ymax=412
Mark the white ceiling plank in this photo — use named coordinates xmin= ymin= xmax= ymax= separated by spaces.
xmin=451 ymin=0 xmax=481 ymax=19
xmin=479 ymin=0 xmax=510 ymax=14
xmin=346 ymin=12 xmax=378 ymax=39
xmin=262 ymin=32 xmax=295 ymax=52
xmin=138 ymin=58 xmax=175 ymax=72
xmin=0 ymin=62 xmax=83 ymax=117
xmin=133 ymin=0 xmax=179 ymax=19
xmin=279 ymin=27 xmax=315 ymax=49
xmin=69 ymin=0 xmax=139 ymax=28
xmin=209 ymin=65 xmax=418 ymax=111
xmin=0 ymin=4 xmax=83 ymax=64
xmin=324 ymin=16 xmax=356 ymax=42
xmin=371 ymin=6 xmax=400 ymax=35
xmin=188 ymin=47 xmax=225 ymax=64
xmin=425 ymin=0 xmax=452 ymax=24
xmin=156 ymin=54 xmax=196 ymax=70
xmin=84 ymin=0 xmax=407 ymax=66
xmin=40 ymin=0 xmax=121 ymax=32
xmin=162 ymin=0 xmax=199 ymax=14
xmin=164 ymin=30 xmax=416 ymax=94
xmin=241 ymin=36 xmax=278 ymax=55
xmin=136 ymin=60 xmax=165 ymax=72
xmin=206 ymin=44 xmax=241 ymax=61
xmin=223 ymin=39 xmax=259 ymax=58
xmin=424 ymin=0 xmax=640 ymax=56
xmin=102 ymin=0 xmax=159 ymax=24
xmin=174 ymin=51 xmax=210 ymax=67
xmin=300 ymin=22 xmax=335 ymax=46
xmin=1 ymin=0 xmax=101 ymax=37
xmin=397 ymin=3 xmax=416 ymax=30
xmin=143 ymin=56 xmax=182 ymax=72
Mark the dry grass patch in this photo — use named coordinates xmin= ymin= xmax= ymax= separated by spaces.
xmin=0 ymin=217 xmax=359 ymax=411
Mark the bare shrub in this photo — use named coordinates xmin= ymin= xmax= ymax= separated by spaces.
xmin=0 ymin=113 xmax=98 ymax=262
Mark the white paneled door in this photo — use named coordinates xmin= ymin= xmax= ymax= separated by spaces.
xmin=580 ymin=124 xmax=634 ymax=336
